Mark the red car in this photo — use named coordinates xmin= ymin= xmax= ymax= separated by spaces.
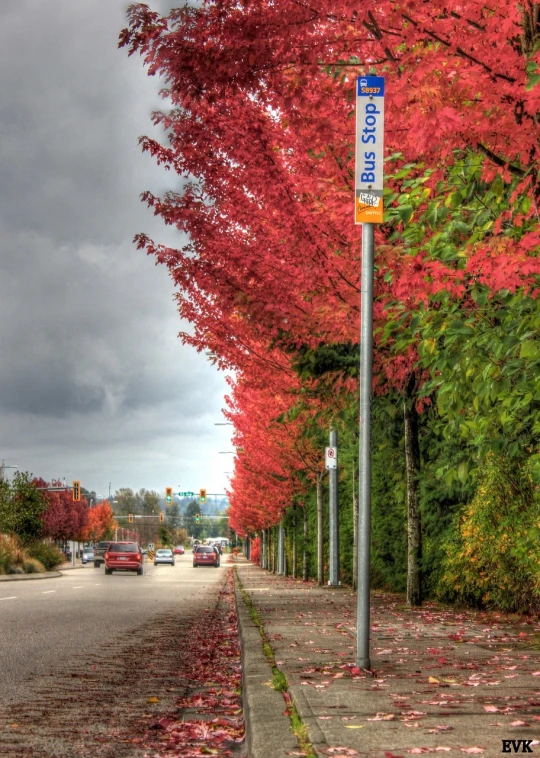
xmin=193 ymin=545 xmax=220 ymax=567
xmin=172 ymin=545 xmax=185 ymax=555
xmin=104 ymin=542 xmax=144 ymax=575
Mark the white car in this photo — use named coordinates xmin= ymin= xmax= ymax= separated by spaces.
xmin=154 ymin=548 xmax=175 ymax=566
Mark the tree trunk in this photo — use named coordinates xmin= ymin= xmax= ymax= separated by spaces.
xmin=303 ymin=506 xmax=308 ymax=581
xmin=404 ymin=377 xmax=422 ymax=606
xmin=317 ymin=472 xmax=324 ymax=586
xmin=352 ymin=465 xmax=358 ymax=591
xmin=292 ymin=507 xmax=297 ymax=578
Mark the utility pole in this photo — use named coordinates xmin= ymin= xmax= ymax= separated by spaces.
xmin=328 ymin=428 xmax=339 ymax=585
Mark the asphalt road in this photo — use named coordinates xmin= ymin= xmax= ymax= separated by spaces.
xmin=0 ymin=553 xmax=228 ymax=758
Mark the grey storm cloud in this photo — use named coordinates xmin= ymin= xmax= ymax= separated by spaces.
xmin=0 ymin=1 xmax=232 ymax=495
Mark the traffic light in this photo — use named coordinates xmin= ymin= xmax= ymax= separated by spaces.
xmin=165 ymin=487 xmax=173 ymax=504
xmin=128 ymin=513 xmax=134 ymax=523
xmin=72 ymin=480 xmax=80 ymax=502
xmin=159 ymin=512 xmax=165 ymax=522
xmin=195 ymin=513 xmax=200 ymax=523
xmin=199 ymin=488 xmax=207 ymax=503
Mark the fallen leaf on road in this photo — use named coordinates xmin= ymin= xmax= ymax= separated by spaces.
xmin=428 ymin=677 xmax=440 ymax=684
xmin=345 ymin=725 xmax=365 ymax=729
xmin=510 ymin=721 xmax=530 ymax=726
xmin=367 ymin=713 xmax=397 ymax=721
xmin=146 ymin=696 xmax=160 ymax=704
xmin=460 ymin=749 xmax=484 ymax=754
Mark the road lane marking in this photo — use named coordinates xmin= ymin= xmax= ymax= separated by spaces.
xmin=0 ymin=596 xmax=17 ymax=600
xmin=42 ymin=590 xmax=56 ymax=594
xmin=72 ymin=586 xmax=83 ymax=589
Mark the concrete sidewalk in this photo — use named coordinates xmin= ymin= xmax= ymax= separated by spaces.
xmin=234 ymin=558 xmax=540 ymax=757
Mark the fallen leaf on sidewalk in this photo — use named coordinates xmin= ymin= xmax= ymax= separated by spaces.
xmin=345 ymin=725 xmax=364 ymax=729
xmin=367 ymin=713 xmax=396 ymax=721
xmin=460 ymin=749 xmax=484 ymax=754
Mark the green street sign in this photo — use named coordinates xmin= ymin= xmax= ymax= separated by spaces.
xmin=178 ymin=491 xmax=195 ymax=497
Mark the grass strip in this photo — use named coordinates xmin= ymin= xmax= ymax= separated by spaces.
xmin=235 ymin=569 xmax=316 ymax=758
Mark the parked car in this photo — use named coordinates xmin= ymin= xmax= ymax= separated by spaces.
xmin=93 ymin=540 xmax=112 ymax=568
xmin=81 ymin=549 xmax=95 ymax=564
xmin=104 ymin=542 xmax=144 ymax=575
xmin=193 ymin=545 xmax=220 ymax=567
xmin=172 ymin=545 xmax=185 ymax=555
xmin=154 ymin=548 xmax=175 ymax=566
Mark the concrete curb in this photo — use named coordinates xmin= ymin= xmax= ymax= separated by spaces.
xmin=0 ymin=571 xmax=61 ymax=582
xmin=233 ymin=572 xmax=300 ymax=758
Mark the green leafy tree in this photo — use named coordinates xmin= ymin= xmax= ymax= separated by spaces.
xmin=0 ymin=472 xmax=47 ymax=544
xmin=158 ymin=523 xmax=172 ymax=546
xmin=185 ymin=499 xmax=204 ymax=539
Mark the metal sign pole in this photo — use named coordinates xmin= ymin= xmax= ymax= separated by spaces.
xmin=278 ymin=523 xmax=285 ymax=575
xmin=328 ymin=428 xmax=339 ymax=585
xmin=357 ymin=222 xmax=374 ymax=668
xmin=354 ymin=74 xmax=385 ymax=671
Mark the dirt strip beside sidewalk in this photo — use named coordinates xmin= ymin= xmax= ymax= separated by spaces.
xmin=234 ymin=559 xmax=540 ymax=757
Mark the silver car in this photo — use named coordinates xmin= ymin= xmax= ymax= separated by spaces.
xmin=154 ymin=548 xmax=175 ymax=566
xmin=81 ymin=549 xmax=95 ymax=564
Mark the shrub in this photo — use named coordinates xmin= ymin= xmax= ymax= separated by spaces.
xmin=0 ymin=541 xmax=13 ymax=574
xmin=27 ymin=541 xmax=64 ymax=571
xmin=438 ymin=454 xmax=540 ymax=613
xmin=23 ymin=558 xmax=46 ymax=574
xmin=0 ymin=533 xmax=25 ymax=573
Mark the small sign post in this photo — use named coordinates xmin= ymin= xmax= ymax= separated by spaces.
xmin=355 ymin=75 xmax=385 ymax=671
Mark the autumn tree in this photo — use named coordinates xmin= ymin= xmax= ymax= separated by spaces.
xmin=80 ymin=501 xmax=117 ymax=543
xmin=121 ymin=1 xmax=540 ymax=607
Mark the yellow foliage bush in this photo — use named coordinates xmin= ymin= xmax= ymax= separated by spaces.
xmin=438 ymin=454 xmax=540 ymax=613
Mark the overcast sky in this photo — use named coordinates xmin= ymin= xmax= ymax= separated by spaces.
xmin=0 ymin=0 xmax=233 ymax=500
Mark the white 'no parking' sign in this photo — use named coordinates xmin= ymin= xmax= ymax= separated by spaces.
xmin=325 ymin=446 xmax=337 ymax=470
